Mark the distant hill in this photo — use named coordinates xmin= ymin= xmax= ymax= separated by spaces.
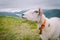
xmin=0 ymin=9 xmax=60 ymax=18
xmin=0 ymin=10 xmax=28 ymax=17
xmin=43 ymin=9 xmax=60 ymax=18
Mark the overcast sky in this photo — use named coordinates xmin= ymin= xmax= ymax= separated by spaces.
xmin=0 ymin=0 xmax=60 ymax=10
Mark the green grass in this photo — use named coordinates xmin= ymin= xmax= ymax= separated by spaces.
xmin=0 ymin=16 xmax=41 ymax=40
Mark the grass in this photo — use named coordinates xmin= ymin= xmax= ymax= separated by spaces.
xmin=0 ymin=16 xmax=41 ymax=40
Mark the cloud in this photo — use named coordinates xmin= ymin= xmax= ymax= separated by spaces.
xmin=0 ymin=0 xmax=60 ymax=10
xmin=0 ymin=0 xmax=39 ymax=9
xmin=39 ymin=0 xmax=60 ymax=9
xmin=0 ymin=8 xmax=22 ymax=12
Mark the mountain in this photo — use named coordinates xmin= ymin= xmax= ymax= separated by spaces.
xmin=0 ymin=9 xmax=60 ymax=18
xmin=0 ymin=10 xmax=28 ymax=17
xmin=43 ymin=9 xmax=60 ymax=18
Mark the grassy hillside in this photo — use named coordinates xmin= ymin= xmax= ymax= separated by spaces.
xmin=0 ymin=16 xmax=40 ymax=40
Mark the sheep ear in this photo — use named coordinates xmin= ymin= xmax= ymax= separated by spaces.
xmin=39 ymin=8 xmax=43 ymax=16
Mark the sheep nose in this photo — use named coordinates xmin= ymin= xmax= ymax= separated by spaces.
xmin=22 ymin=14 xmax=26 ymax=19
xmin=22 ymin=14 xmax=24 ymax=16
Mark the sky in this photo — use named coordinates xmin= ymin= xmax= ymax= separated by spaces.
xmin=0 ymin=0 xmax=60 ymax=11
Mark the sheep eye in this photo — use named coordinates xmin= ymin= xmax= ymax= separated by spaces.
xmin=34 ymin=11 xmax=38 ymax=13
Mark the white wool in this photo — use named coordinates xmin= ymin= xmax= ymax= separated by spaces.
xmin=22 ymin=9 xmax=60 ymax=40
xmin=41 ymin=17 xmax=60 ymax=40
